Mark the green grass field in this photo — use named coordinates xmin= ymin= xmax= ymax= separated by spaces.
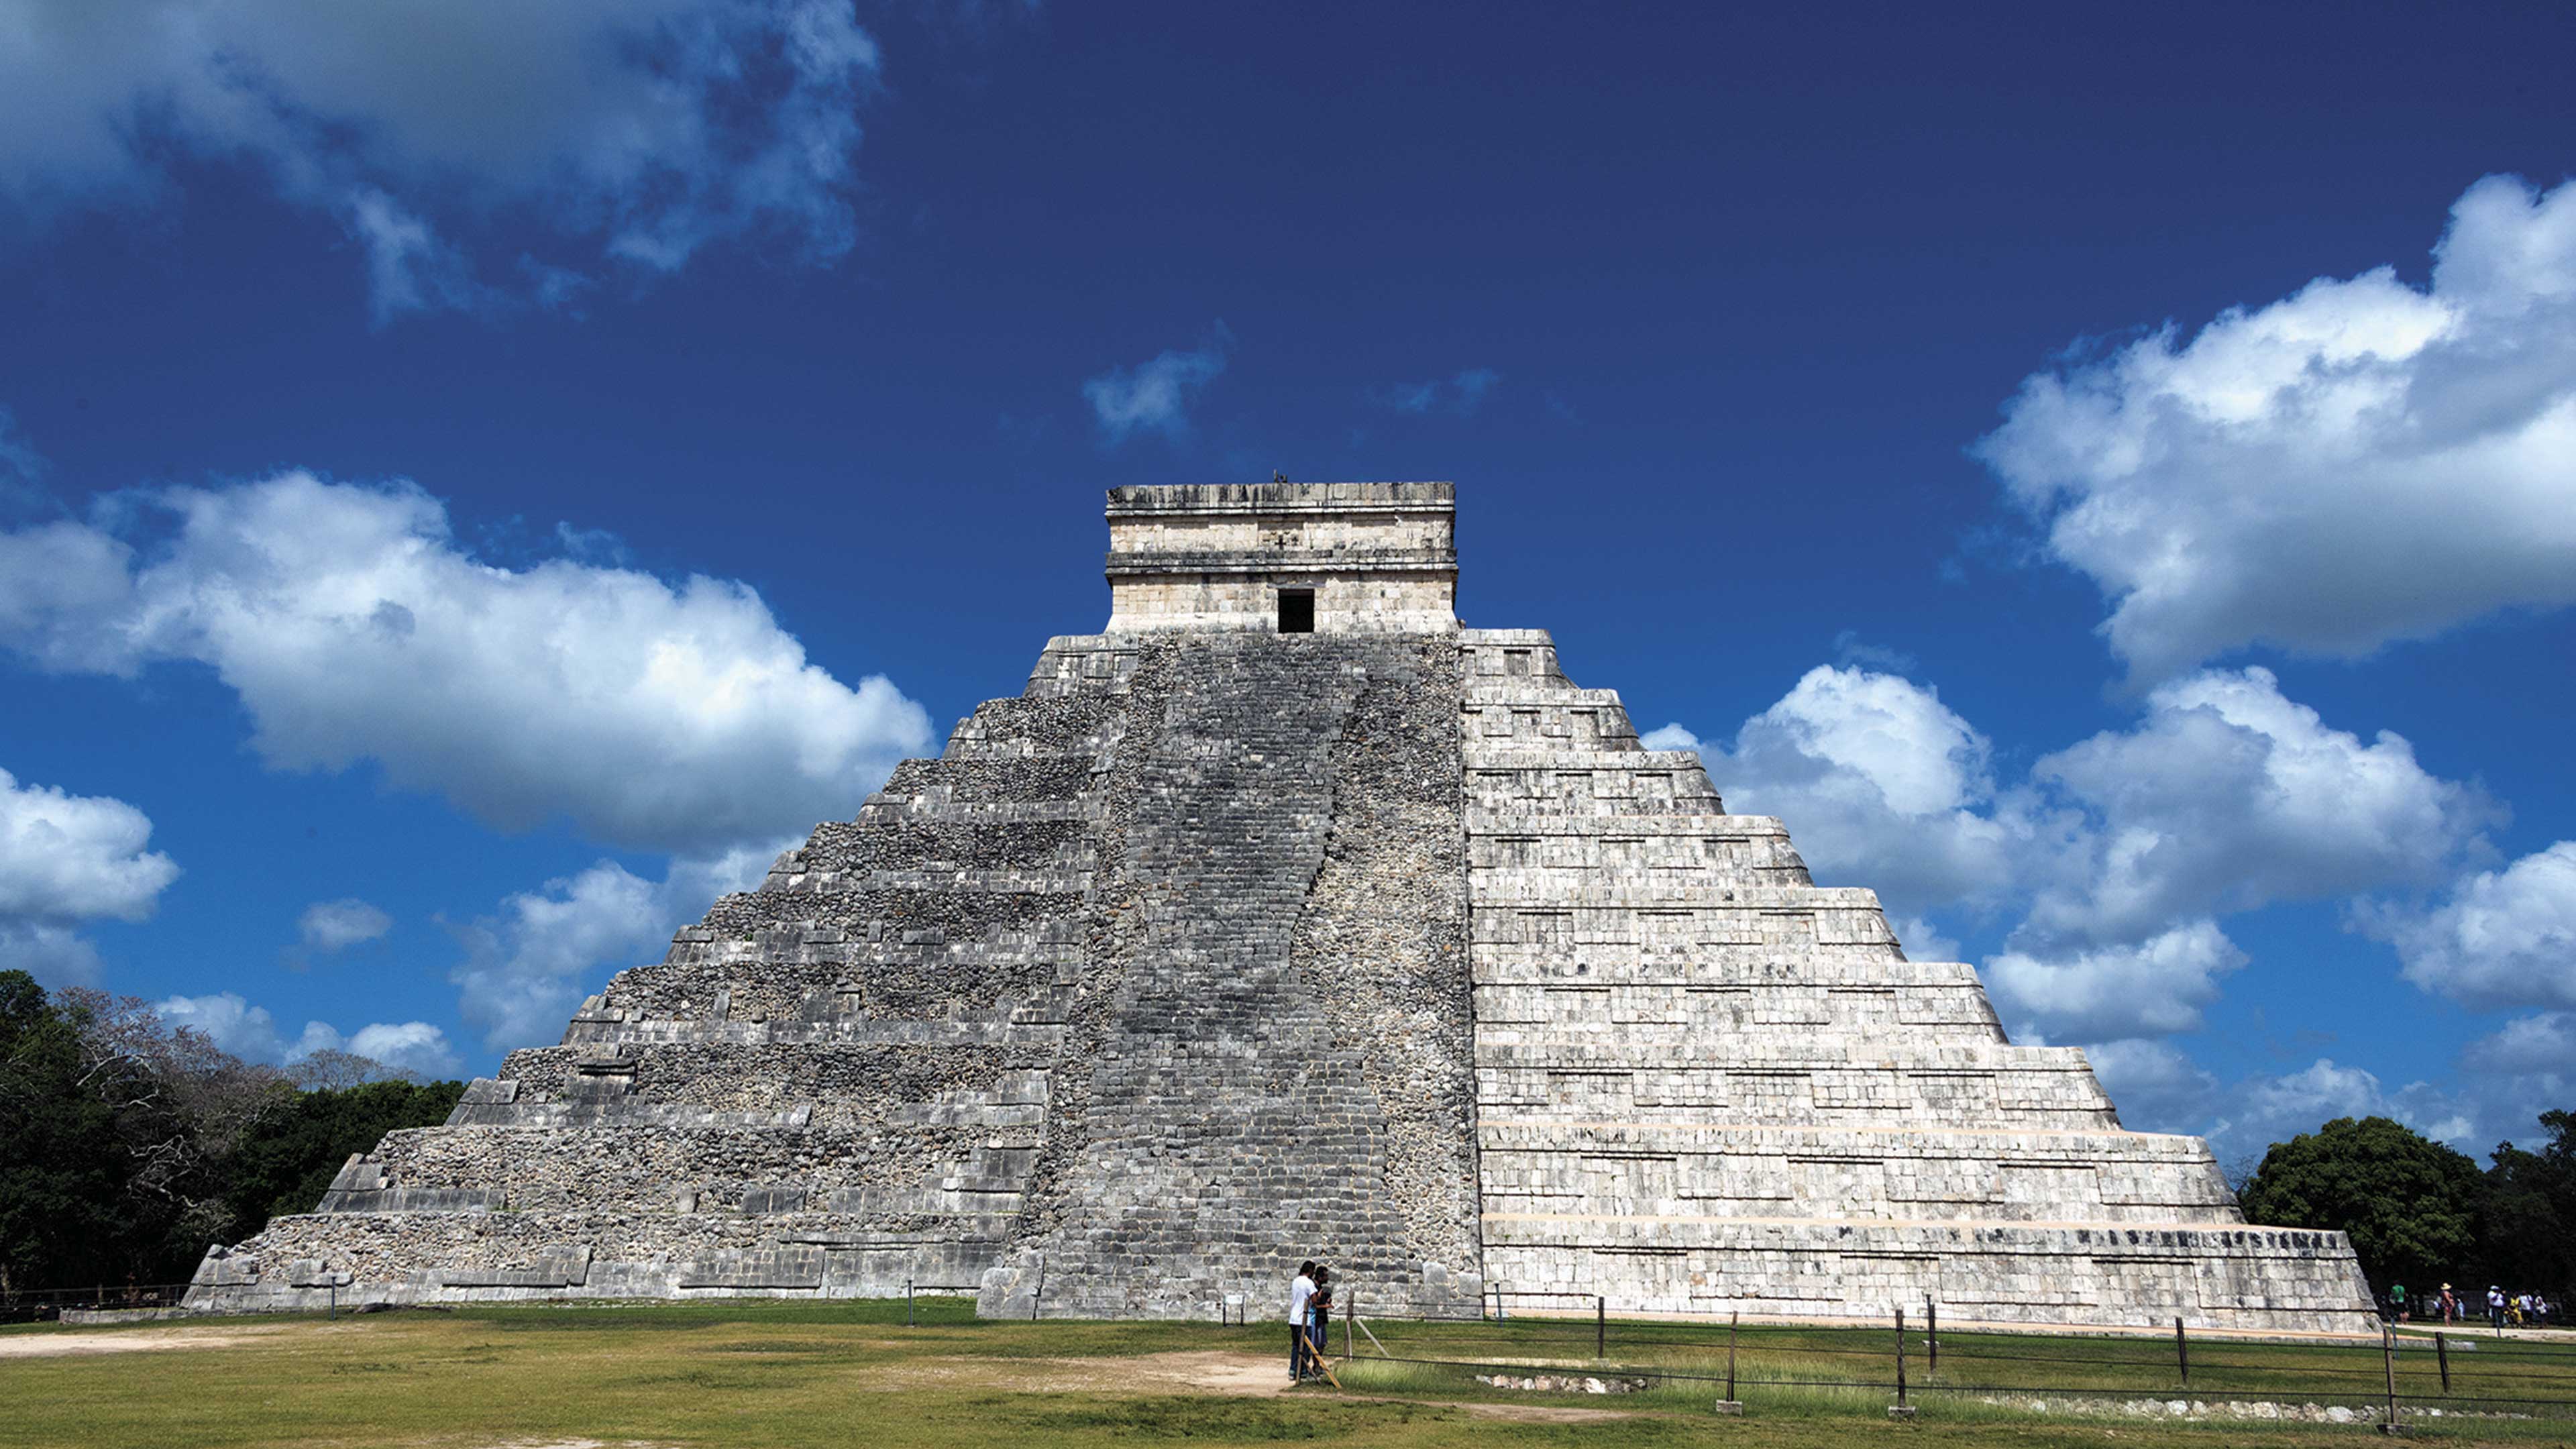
xmin=5 ymin=1300 xmax=2571 ymax=1449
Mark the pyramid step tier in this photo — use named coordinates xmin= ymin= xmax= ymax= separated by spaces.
xmin=1479 ymin=1218 xmax=2377 ymax=1332
xmin=1462 ymin=692 xmax=1643 ymax=751
xmin=309 ymin=1124 xmax=1045 ymax=1215
xmin=1478 ymin=1121 xmax=2233 ymax=1222
xmin=1466 ymin=753 xmax=1725 ymax=814
xmin=1473 ymin=999 xmax=2001 ymax=1040
xmin=191 ymin=1212 xmax=1016 ymax=1311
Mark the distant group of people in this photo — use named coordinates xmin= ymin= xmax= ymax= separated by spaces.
xmin=1287 ymin=1260 xmax=1335 ymax=1380
xmin=2389 ymin=1281 xmax=2557 ymax=1329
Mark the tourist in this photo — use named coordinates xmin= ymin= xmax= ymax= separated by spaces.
xmin=1289 ymin=1260 xmax=1318 ymax=1381
xmin=1309 ymin=1265 xmax=1335 ymax=1366
xmin=2488 ymin=1285 xmax=2506 ymax=1329
xmin=2390 ymin=1281 xmax=2407 ymax=1321
xmin=2439 ymin=1284 xmax=2458 ymax=1324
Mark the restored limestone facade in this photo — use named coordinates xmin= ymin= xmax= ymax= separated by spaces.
xmin=186 ymin=482 xmax=2377 ymax=1332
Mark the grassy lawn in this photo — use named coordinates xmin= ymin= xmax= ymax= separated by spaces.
xmin=4 ymin=1300 xmax=2571 ymax=1449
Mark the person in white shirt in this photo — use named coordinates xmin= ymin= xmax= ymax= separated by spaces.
xmin=1288 ymin=1261 xmax=1318 ymax=1381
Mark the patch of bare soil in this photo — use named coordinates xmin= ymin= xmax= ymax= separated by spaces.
xmin=980 ymin=1350 xmax=1633 ymax=1422
xmin=0 ymin=1321 xmax=365 ymax=1358
xmin=466 ymin=1433 xmax=675 ymax=1444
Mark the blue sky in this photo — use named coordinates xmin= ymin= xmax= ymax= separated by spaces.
xmin=1 ymin=2 xmax=2571 ymax=1163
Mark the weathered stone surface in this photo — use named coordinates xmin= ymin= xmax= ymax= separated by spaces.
xmin=184 ymin=482 xmax=2375 ymax=1332
xmin=1454 ymin=628 xmax=2375 ymax=1330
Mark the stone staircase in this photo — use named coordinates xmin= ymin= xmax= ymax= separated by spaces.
xmin=984 ymin=633 xmax=1480 ymax=1318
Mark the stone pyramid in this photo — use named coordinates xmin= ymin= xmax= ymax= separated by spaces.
xmin=189 ymin=482 xmax=2377 ymax=1331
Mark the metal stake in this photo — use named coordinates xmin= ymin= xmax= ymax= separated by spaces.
xmin=1596 ymin=1296 xmax=1606 ymax=1358
xmin=1926 ymin=1297 xmax=1937 ymax=1374
xmin=2381 ymin=1322 xmax=2402 ymax=1434
xmin=1891 ymin=1306 xmax=1913 ymax=1417
xmin=2176 ymin=1316 xmax=2189 ymax=1387
xmin=2436 ymin=1332 xmax=2450 ymax=1395
xmin=1727 ymin=1311 xmax=1738 ymax=1401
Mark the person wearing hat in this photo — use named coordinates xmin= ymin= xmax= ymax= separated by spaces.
xmin=2488 ymin=1285 xmax=2506 ymax=1329
xmin=2439 ymin=1284 xmax=2457 ymax=1324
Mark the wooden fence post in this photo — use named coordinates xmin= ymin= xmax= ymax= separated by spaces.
xmin=1888 ymin=1307 xmax=1915 ymax=1417
xmin=1596 ymin=1296 xmax=1606 ymax=1358
xmin=1727 ymin=1311 xmax=1739 ymax=1403
xmin=2382 ymin=1322 xmax=2401 ymax=1434
xmin=1926 ymin=1297 xmax=1938 ymax=1374
xmin=1711 ymin=1309 xmax=1743 ymax=1415
xmin=2435 ymin=1332 xmax=2449 ymax=1395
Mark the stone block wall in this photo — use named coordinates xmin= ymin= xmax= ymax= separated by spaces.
xmin=1454 ymin=628 xmax=2377 ymax=1332
xmin=1102 ymin=482 xmax=1460 ymax=633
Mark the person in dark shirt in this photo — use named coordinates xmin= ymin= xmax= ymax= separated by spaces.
xmin=1308 ymin=1265 xmax=1335 ymax=1368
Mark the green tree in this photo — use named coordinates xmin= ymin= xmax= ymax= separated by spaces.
xmin=2480 ymin=1110 xmax=2575 ymax=1297
xmin=2 ymin=973 xmax=462 ymax=1291
xmin=2238 ymin=1116 xmax=2483 ymax=1292
xmin=0 ymin=971 xmax=141 ymax=1292
xmin=215 ymin=1074 xmax=466 ymax=1242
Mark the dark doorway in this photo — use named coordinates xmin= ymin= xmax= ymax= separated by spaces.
xmin=1277 ymin=588 xmax=1315 ymax=633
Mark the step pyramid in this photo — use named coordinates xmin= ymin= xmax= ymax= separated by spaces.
xmin=188 ymin=482 xmax=2377 ymax=1330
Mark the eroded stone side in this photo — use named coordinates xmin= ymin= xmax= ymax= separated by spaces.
xmin=1291 ymin=637 xmax=1480 ymax=1281
xmin=186 ymin=635 xmax=1147 ymax=1313
xmin=981 ymin=633 xmax=1483 ymax=1318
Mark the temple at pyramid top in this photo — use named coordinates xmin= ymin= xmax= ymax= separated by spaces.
xmin=1104 ymin=481 xmax=1459 ymax=633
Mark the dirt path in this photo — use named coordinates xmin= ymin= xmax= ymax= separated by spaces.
xmin=0 ymin=1322 xmax=341 ymax=1358
xmin=1122 ymin=1351 xmax=1632 ymax=1422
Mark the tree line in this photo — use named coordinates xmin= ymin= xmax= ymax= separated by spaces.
xmin=2237 ymin=1112 xmax=2575 ymax=1309
xmin=0 ymin=970 xmax=462 ymax=1294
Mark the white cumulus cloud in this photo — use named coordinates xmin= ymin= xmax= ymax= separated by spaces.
xmin=1672 ymin=665 xmax=2025 ymax=918
xmin=0 ymin=767 xmax=180 ymax=922
xmin=0 ymin=473 xmax=932 ymax=854
xmin=0 ymin=0 xmax=883 ymax=323
xmin=156 ymin=990 xmax=460 ymax=1077
xmin=1987 ymin=920 xmax=2247 ymax=1040
xmin=2086 ymin=1042 xmax=2498 ymax=1163
xmin=1083 ymin=326 xmax=1232 ymax=443
xmin=299 ymin=898 xmax=393 ymax=953
xmin=2360 ymin=841 xmax=2576 ymax=1011
xmin=0 ymin=922 xmax=105 ymax=989
xmin=2023 ymin=665 xmax=2498 ymax=947
xmin=448 ymin=843 xmax=780 ymax=1050
xmin=1978 ymin=173 xmax=2576 ymax=682
xmin=0 ymin=767 xmax=181 ymax=987
xmin=1656 ymin=661 xmax=2493 ymax=1044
